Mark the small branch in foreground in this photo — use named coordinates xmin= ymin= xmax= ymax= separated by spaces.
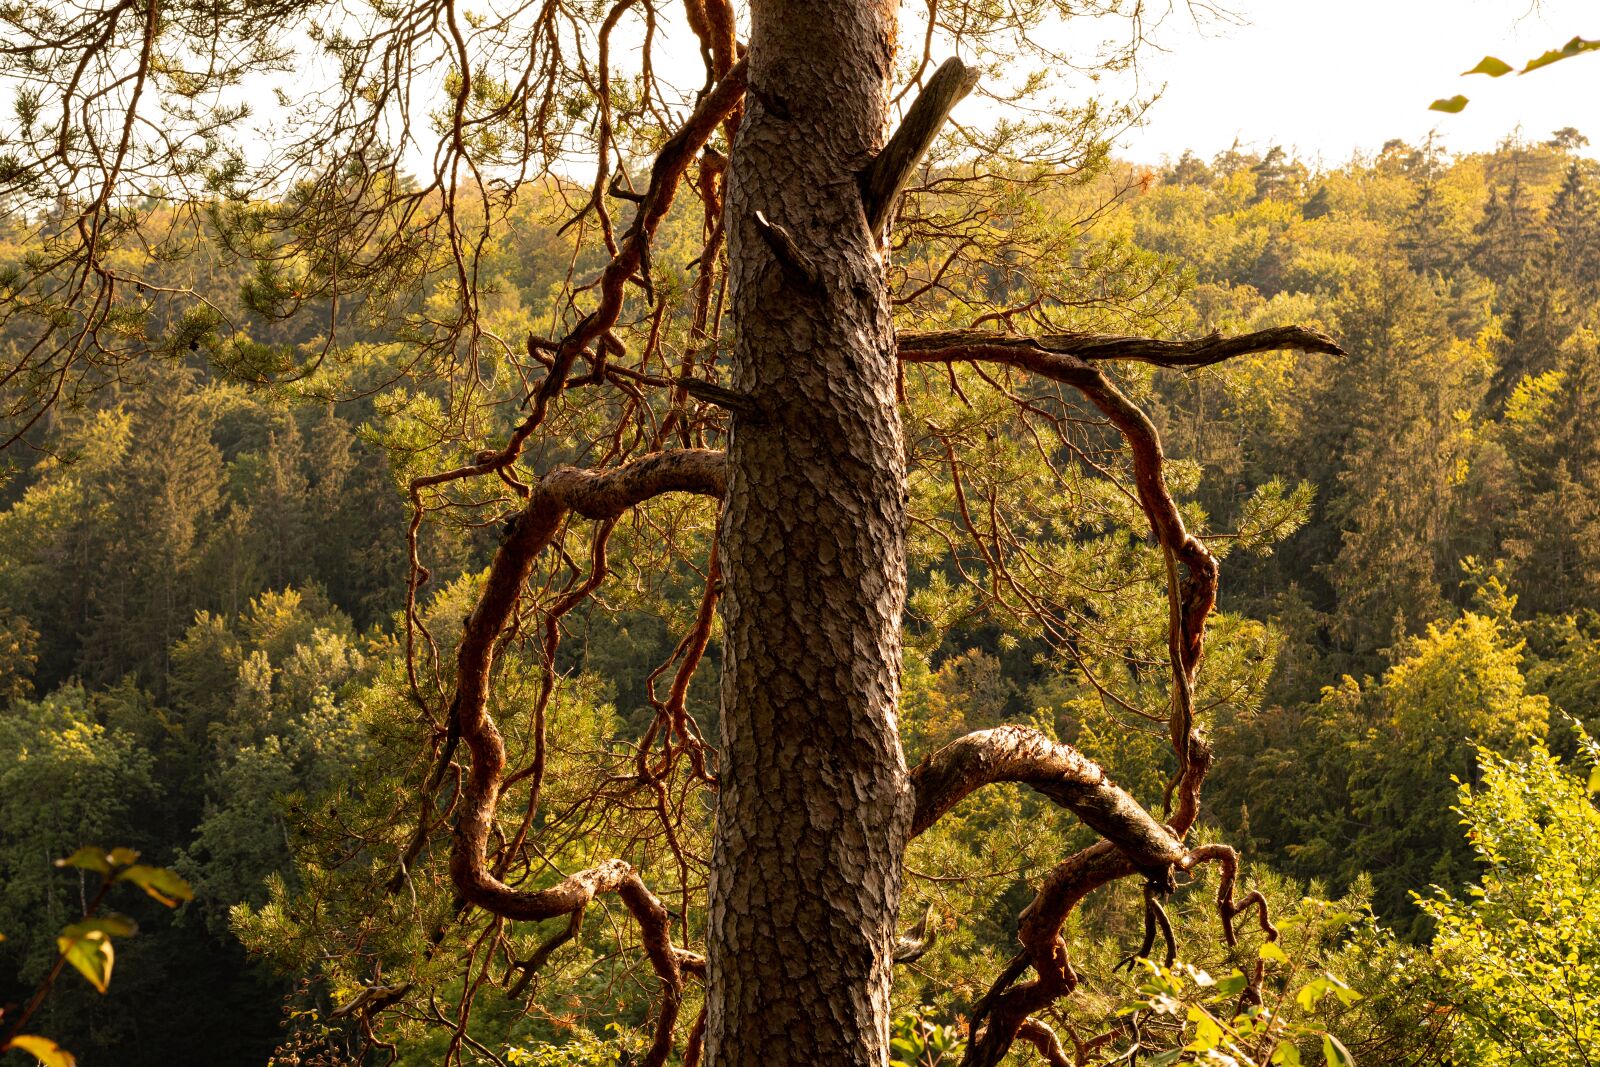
xmin=506 ymin=909 xmax=585 ymax=997
xmin=1015 ymin=1018 xmax=1075 ymax=1067
xmin=1186 ymin=843 xmax=1280 ymax=947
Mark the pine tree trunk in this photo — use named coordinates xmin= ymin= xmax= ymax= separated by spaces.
xmin=706 ymin=2 xmax=912 ymax=1063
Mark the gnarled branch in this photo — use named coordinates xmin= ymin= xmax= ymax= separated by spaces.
xmin=909 ymin=725 xmax=1185 ymax=873
xmin=450 ymin=450 xmax=725 ymax=918
xmin=440 ymin=449 xmax=725 ymax=1067
xmin=539 ymin=449 xmax=727 ymax=519
xmin=903 ymin=321 xmax=1340 ymax=1067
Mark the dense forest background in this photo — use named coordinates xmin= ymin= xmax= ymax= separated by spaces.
xmin=4 ymin=128 xmax=1600 ymax=1064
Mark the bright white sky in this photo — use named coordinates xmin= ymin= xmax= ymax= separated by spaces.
xmin=1112 ymin=0 xmax=1599 ymax=165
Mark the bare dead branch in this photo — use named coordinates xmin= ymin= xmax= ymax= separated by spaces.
xmin=893 ymin=901 xmax=939 ymax=964
xmin=673 ymin=377 xmax=763 ymax=421
xmin=752 ymin=210 xmax=821 ymax=289
xmin=1186 ymin=842 xmax=1280 ymax=948
xmin=861 ymin=57 xmax=981 ymax=236
xmin=331 ymin=982 xmax=412 ymax=1020
xmin=897 ymin=325 xmax=1345 ymax=369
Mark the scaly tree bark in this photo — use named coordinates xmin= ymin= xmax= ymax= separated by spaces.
xmin=709 ymin=3 xmax=913 ymax=1062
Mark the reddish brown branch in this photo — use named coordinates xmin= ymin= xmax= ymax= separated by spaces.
xmin=900 ymin=326 xmax=1318 ymax=787
xmin=640 ymin=544 xmax=722 ymax=787
xmin=506 ymin=908 xmax=584 ymax=997
xmin=683 ymin=1004 xmax=708 ymax=1067
xmin=909 ymin=726 xmax=1185 ymax=873
xmin=904 ymin=323 xmax=1350 ymax=1067
xmin=1015 ymin=1018 xmax=1075 ymax=1067
xmin=409 ymin=60 xmax=747 ymax=500
xmin=956 ymin=732 xmax=1215 ymax=1067
xmin=507 ymin=60 xmax=747 ymax=443
xmin=449 ymin=451 xmax=724 ymax=917
xmin=396 ymin=92 xmax=747 ymax=780
xmin=1185 ymin=843 xmax=1279 ymax=948
xmin=898 ymin=326 xmax=1338 ymax=680
xmin=442 ymin=449 xmax=723 ymax=1066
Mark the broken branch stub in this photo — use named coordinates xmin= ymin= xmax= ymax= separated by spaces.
xmin=861 ymin=56 xmax=981 ymax=237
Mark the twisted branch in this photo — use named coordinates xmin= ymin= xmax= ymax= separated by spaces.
xmin=442 ymin=449 xmax=723 ymax=1066
xmin=909 ymin=725 xmax=1184 ymax=874
xmin=896 ymin=323 xmax=1335 ymax=1066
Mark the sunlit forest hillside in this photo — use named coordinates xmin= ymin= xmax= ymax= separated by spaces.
xmin=4 ymin=127 xmax=1600 ymax=1065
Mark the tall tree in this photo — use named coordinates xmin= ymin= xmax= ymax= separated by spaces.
xmin=82 ymin=374 xmax=224 ymax=687
xmin=1549 ymin=159 xmax=1600 ymax=294
xmin=1 ymin=2 xmax=1345 ymax=1063
xmin=1473 ymin=173 xmax=1543 ymax=284
xmin=707 ymin=7 xmax=911 ymax=1059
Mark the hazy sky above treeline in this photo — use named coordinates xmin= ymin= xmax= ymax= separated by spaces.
xmin=1112 ymin=0 xmax=1598 ymax=164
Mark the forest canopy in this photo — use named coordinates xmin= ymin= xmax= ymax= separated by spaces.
xmin=2 ymin=2 xmax=1599 ymax=1066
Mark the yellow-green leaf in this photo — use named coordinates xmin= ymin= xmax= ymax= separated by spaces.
xmin=1296 ymin=976 xmax=1330 ymax=1011
xmin=1184 ymin=1007 xmax=1225 ymax=1052
xmin=56 ymin=928 xmax=114 ymax=994
xmin=115 ymin=864 xmax=193 ymax=906
xmin=1214 ymin=969 xmax=1250 ymax=996
xmin=55 ymin=847 xmax=109 ymax=875
xmin=1463 ymin=56 xmax=1513 ymax=77
xmin=1522 ymin=36 xmax=1600 ymax=74
xmin=107 ymin=847 xmax=140 ymax=867
xmin=1429 ymin=95 xmax=1470 ymax=113
xmin=1322 ymin=1033 xmax=1355 ymax=1067
xmin=4 ymin=1035 xmax=77 ymax=1067
xmin=1259 ymin=940 xmax=1289 ymax=964
xmin=63 ymin=915 xmax=137 ymax=938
